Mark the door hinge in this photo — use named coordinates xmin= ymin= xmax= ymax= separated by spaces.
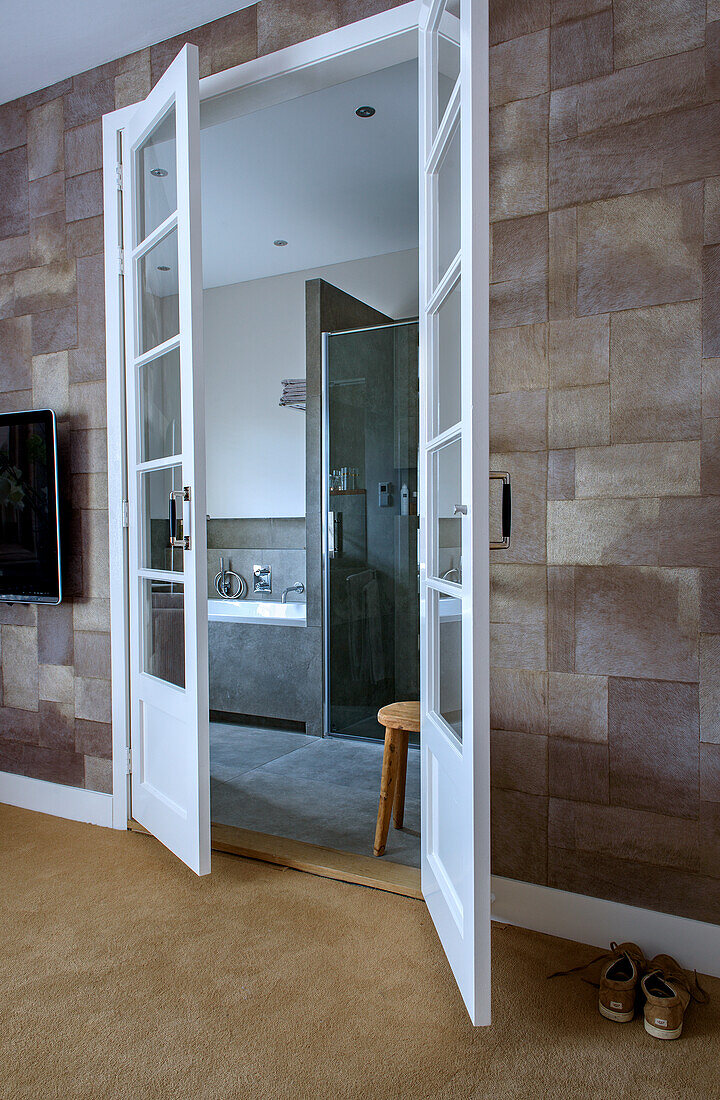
xmin=126 ymin=747 xmax=132 ymax=774
xmin=116 ymin=162 xmax=123 ymax=191
xmin=121 ymin=499 xmax=129 ymax=528
xmin=118 ymin=248 xmax=125 ymax=276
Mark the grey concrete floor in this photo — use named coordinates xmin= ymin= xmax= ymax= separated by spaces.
xmin=210 ymin=721 xmax=420 ymax=867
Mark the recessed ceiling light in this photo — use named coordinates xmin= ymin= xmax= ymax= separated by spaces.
xmin=355 ymin=105 xmax=375 ymax=118
xmin=273 ymin=239 xmax=288 ymax=247
xmin=157 ymin=265 xmax=170 ymax=271
xmin=150 ymin=167 xmax=168 ymax=177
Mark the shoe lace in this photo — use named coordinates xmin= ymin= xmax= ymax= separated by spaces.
xmin=646 ymin=965 xmax=710 ymax=1006
xmin=547 ymin=942 xmax=640 ymax=985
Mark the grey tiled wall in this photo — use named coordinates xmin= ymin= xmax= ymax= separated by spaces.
xmin=207 ymin=517 xmax=306 ymax=601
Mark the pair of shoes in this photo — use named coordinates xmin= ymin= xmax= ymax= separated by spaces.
xmin=549 ymin=942 xmax=709 ymax=1040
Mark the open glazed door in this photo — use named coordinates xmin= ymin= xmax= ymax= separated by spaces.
xmin=121 ymin=45 xmax=210 ymax=874
xmin=418 ymin=2 xmax=492 ymax=1022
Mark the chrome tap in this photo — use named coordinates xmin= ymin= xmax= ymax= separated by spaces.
xmin=281 ymin=582 xmax=305 ymax=603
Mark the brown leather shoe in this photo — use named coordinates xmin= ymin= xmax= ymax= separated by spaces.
xmin=598 ymin=942 xmax=646 ymax=1023
xmin=548 ymin=941 xmax=646 ymax=1023
xmin=641 ymin=955 xmax=709 ymax=1040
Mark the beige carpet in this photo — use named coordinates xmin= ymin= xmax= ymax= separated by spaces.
xmin=1 ymin=803 xmax=718 ymax=1099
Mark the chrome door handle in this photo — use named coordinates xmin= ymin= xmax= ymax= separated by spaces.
xmin=168 ymin=487 xmax=191 ymax=550
xmin=489 ymin=472 xmax=511 ymax=550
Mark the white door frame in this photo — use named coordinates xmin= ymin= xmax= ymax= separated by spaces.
xmin=104 ymin=1 xmax=426 ymax=831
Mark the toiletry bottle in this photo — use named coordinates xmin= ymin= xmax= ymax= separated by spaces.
xmin=401 ymin=482 xmax=409 ymax=516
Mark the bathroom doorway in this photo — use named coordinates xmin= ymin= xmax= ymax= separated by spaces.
xmin=105 ymin=0 xmax=494 ymax=1025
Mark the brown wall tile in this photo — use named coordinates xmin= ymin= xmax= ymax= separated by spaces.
xmin=64 ymin=121 xmax=102 ymax=178
xmin=490 ymin=94 xmax=549 ymax=222
xmin=549 ymin=315 xmax=608 ymax=389
xmin=491 ymin=563 xmax=547 ymax=627
xmin=0 ymin=147 xmax=29 ymax=240
xmin=14 ymin=261 xmax=75 ymax=314
xmin=490 ymin=667 xmax=548 ymax=735
xmin=491 ymin=728 xmax=548 ymax=796
xmin=608 ymin=678 xmax=700 ymax=818
xmin=492 ymin=788 xmax=548 ymax=882
xmin=548 ymin=499 xmax=659 ymax=566
xmin=490 ymin=390 xmax=547 ymax=452
xmin=37 ymin=700 xmax=75 ymax=752
xmin=490 ymin=0 xmax=551 ymax=46
xmin=704 ymin=244 xmax=720 ymax=358
xmin=491 ymin=623 xmax=547 ymax=670
xmin=492 ymin=214 xmax=548 ymax=284
xmin=490 ymin=29 xmax=549 ymax=108
xmin=548 ymin=671 xmax=607 ymax=741
xmin=0 ymin=707 xmax=39 ymax=744
xmin=552 ymin=0 xmax=611 ymax=20
xmin=547 ymin=449 xmax=575 ymax=500
xmin=548 ymin=207 xmax=577 ymax=318
xmin=65 ymin=171 xmax=103 ymax=223
xmin=27 ymin=99 xmax=64 ymax=181
xmin=548 ymin=384 xmax=609 ymax=449
xmin=66 ymin=216 xmax=103 ymax=259
xmin=0 ymin=236 xmax=29 ymax=275
xmin=575 ymin=567 xmax=699 ymax=681
xmin=700 ymin=635 xmax=720 ymax=744
xmin=490 ymin=323 xmax=548 ymax=393
xmin=72 ymin=254 xmax=105 ymax=382
xmin=548 ymin=565 xmax=574 ymax=672
xmin=74 ymin=719 xmax=112 ymax=759
xmin=257 ymin=0 xmax=338 ymax=56
xmin=550 ymin=797 xmax=700 ymax=869
xmin=610 ymin=301 xmax=702 ymax=443
xmin=576 ymin=185 xmax=702 ymax=316
xmin=575 ymin=441 xmax=700 ymax=498
xmin=64 ymin=70 xmax=116 ymax=130
xmin=550 ymin=11 xmax=612 ymax=90
xmin=29 ymin=172 xmax=64 ymax=218
xmin=706 ymin=178 xmax=720 ymax=246
xmin=0 ymin=100 xmax=27 ymax=155
xmin=709 ymin=23 xmax=720 ymax=104
xmin=29 ymin=211 xmax=66 ymax=266
xmin=702 ymin=417 xmax=720 ymax=496
xmin=549 ymin=738 xmax=609 ymax=803
xmin=701 ymin=570 xmax=720 ymax=633
xmin=31 ymin=305 xmax=77 ymax=356
xmin=575 ymin=49 xmax=704 ymax=135
xmin=614 ymin=0 xmax=705 ymax=69
xmin=2 ymin=626 xmax=38 ymax=711
xmin=73 ymin=631 xmax=111 ymax=680
xmin=658 ymin=497 xmax=720 ymax=567
xmin=700 ymin=742 xmax=720 ymax=802
xmin=0 ymin=316 xmax=32 ymax=392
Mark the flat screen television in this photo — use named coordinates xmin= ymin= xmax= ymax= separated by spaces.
xmin=0 ymin=410 xmax=62 ymax=604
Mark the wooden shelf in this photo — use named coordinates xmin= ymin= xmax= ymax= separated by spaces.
xmin=329 ymin=489 xmax=366 ymax=496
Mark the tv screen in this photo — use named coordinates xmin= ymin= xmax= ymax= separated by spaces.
xmin=0 ymin=410 xmax=61 ymax=604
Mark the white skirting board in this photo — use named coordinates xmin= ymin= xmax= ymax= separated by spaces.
xmin=492 ymin=874 xmax=720 ymax=979
xmin=0 ymin=771 xmax=113 ymax=828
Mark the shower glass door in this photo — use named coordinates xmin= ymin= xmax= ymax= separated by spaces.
xmin=324 ymin=321 xmax=419 ymax=741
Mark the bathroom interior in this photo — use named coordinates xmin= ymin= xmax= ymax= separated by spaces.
xmin=142 ymin=56 xmax=441 ymax=867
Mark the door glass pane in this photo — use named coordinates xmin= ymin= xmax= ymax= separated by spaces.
xmin=435 ymin=6 xmax=460 ymax=130
xmin=437 ymin=119 xmax=460 ymax=284
xmin=139 ymin=347 xmax=182 ymax=461
xmin=138 ymin=229 xmax=179 ymax=355
xmin=136 ymin=106 xmax=177 ymax=243
xmin=142 ymin=578 xmax=185 ymax=687
xmin=435 ymin=278 xmax=461 ymax=435
xmin=436 ymin=591 xmax=462 ymax=741
xmin=433 ymin=438 xmax=462 ymax=582
xmin=140 ymin=463 xmax=184 ymax=572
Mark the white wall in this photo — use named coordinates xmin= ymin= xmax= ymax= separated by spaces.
xmin=204 ymin=248 xmax=419 ymax=519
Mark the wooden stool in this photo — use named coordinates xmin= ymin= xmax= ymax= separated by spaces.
xmin=373 ymin=701 xmax=420 ymax=857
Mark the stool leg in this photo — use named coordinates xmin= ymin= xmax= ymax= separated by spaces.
xmin=393 ymin=731 xmax=409 ymax=830
xmin=374 ymin=728 xmax=400 ymax=857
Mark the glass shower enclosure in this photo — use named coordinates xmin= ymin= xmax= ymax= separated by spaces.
xmin=323 ymin=321 xmax=419 ymax=741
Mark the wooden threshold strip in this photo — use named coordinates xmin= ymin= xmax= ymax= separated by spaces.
xmin=128 ymin=819 xmax=422 ymax=899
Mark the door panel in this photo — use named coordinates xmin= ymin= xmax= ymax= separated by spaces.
xmin=419 ymin=0 xmax=492 ymax=1024
xmin=122 ymin=45 xmax=210 ymax=875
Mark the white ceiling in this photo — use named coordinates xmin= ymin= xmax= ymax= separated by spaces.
xmin=0 ymin=0 xmax=256 ymax=105
xmin=199 ymin=60 xmax=419 ymax=288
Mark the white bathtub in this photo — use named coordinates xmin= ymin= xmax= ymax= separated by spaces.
xmin=208 ymin=598 xmax=306 ymax=627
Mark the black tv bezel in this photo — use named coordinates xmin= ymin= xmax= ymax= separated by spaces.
xmin=0 ymin=409 xmax=62 ymax=606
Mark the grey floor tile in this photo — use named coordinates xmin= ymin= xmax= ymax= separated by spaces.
xmin=209 ymin=722 xmax=313 ymax=780
xmin=209 ymin=724 xmax=420 ymax=867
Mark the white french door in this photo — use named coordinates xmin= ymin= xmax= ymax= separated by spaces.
xmin=122 ymin=45 xmax=210 ymax=875
xmin=418 ymin=1 xmax=492 ymax=1024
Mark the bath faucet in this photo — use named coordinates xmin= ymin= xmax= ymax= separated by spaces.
xmin=281 ymin=582 xmax=305 ymax=603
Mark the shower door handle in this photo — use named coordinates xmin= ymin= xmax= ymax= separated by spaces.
xmin=489 ymin=472 xmax=511 ymax=550
xmin=168 ymin=487 xmax=191 ymax=550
